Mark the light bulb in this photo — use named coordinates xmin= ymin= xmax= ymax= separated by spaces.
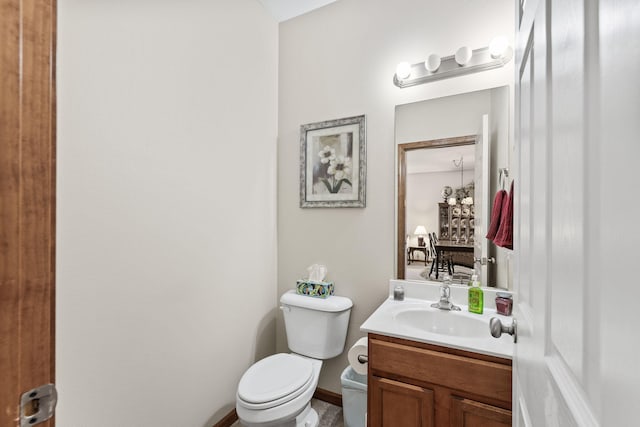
xmin=489 ymin=36 xmax=508 ymax=58
xmin=424 ymin=54 xmax=441 ymax=72
xmin=455 ymin=46 xmax=472 ymax=66
xmin=395 ymin=62 xmax=411 ymax=79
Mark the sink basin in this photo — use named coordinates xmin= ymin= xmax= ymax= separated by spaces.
xmin=360 ymin=282 xmax=514 ymax=359
xmin=393 ymin=307 xmax=488 ymax=338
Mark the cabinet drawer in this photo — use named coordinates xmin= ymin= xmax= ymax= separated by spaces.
xmin=369 ymin=337 xmax=512 ymax=404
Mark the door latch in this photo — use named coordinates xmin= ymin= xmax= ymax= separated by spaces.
xmin=474 ymin=256 xmax=496 ymax=265
xmin=20 ymin=384 xmax=57 ymax=427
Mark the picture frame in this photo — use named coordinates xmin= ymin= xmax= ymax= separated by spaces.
xmin=299 ymin=114 xmax=366 ymax=208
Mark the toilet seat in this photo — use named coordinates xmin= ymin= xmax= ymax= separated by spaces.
xmin=237 ymin=354 xmax=314 ymax=410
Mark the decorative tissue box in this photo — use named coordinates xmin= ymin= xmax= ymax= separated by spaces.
xmin=296 ymin=280 xmax=334 ymax=298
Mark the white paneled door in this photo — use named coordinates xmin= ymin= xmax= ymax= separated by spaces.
xmin=514 ymin=0 xmax=640 ymax=425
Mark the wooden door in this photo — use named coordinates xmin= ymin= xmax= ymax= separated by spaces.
xmin=513 ymin=0 xmax=640 ymax=425
xmin=0 ymin=0 xmax=56 ymax=425
xmin=369 ymin=376 xmax=434 ymax=427
xmin=450 ymin=397 xmax=511 ymax=427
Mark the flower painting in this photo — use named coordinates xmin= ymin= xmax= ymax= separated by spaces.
xmin=300 ymin=115 xmax=366 ymax=208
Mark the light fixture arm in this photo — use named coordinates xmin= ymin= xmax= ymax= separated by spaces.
xmin=453 ymin=157 xmax=464 ymax=188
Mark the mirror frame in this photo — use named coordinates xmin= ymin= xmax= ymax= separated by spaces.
xmin=396 ymin=134 xmax=476 ymax=279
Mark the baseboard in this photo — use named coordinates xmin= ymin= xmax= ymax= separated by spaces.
xmin=212 ymin=409 xmax=238 ymax=427
xmin=213 ymin=388 xmax=342 ymax=427
xmin=313 ymin=387 xmax=343 ymax=407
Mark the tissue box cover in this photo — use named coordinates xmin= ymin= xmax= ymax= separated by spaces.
xmin=296 ymin=280 xmax=334 ymax=298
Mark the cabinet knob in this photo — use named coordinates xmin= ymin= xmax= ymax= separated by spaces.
xmin=489 ymin=317 xmax=517 ymax=343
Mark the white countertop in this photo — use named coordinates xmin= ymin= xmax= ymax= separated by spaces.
xmin=360 ymin=280 xmax=515 ymax=359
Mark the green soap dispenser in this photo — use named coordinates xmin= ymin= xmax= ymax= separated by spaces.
xmin=468 ymin=274 xmax=484 ymax=314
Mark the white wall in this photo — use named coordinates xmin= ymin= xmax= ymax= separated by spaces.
xmin=278 ymin=0 xmax=514 ymax=392
xmin=395 ymin=90 xmax=492 ymax=144
xmin=406 ymin=170 xmax=465 ymax=246
xmin=56 ymin=1 xmax=278 ymax=425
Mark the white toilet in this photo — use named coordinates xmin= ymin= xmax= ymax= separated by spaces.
xmin=236 ymin=290 xmax=353 ymax=427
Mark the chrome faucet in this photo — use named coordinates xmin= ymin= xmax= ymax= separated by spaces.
xmin=431 ymin=275 xmax=461 ymax=311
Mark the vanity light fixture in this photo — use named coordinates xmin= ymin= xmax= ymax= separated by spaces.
xmin=393 ymin=37 xmax=513 ymax=88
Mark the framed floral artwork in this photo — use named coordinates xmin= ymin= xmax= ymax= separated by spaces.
xmin=299 ymin=115 xmax=366 ymax=208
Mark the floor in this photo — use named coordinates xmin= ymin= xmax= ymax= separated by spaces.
xmin=405 ymin=259 xmax=473 ymax=283
xmin=231 ymin=398 xmax=344 ymax=427
xmin=312 ymin=399 xmax=344 ymax=427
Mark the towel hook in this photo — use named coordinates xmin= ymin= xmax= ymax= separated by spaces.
xmin=499 ymin=168 xmax=510 ymax=190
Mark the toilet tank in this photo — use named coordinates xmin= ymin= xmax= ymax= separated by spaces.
xmin=280 ymin=290 xmax=353 ymax=359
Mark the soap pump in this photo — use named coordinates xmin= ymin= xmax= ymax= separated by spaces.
xmin=468 ymin=274 xmax=484 ymax=314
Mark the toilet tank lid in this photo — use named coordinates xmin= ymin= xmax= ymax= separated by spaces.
xmin=280 ymin=290 xmax=352 ymax=312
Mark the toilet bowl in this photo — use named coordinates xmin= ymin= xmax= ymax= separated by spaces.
xmin=236 ymin=353 xmax=322 ymax=427
xmin=235 ymin=291 xmax=353 ymax=427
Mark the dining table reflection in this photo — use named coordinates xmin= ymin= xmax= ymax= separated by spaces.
xmin=431 ymin=239 xmax=474 ymax=279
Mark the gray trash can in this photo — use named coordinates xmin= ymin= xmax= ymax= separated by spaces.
xmin=341 ymin=366 xmax=367 ymax=427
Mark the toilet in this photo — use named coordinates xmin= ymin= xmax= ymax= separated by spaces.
xmin=236 ymin=290 xmax=353 ymax=427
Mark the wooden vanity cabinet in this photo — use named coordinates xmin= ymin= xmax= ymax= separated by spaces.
xmin=367 ymin=334 xmax=512 ymax=427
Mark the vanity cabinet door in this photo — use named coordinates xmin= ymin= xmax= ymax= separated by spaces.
xmin=450 ymin=396 xmax=511 ymax=427
xmin=368 ymin=334 xmax=511 ymax=426
xmin=369 ymin=376 xmax=435 ymax=427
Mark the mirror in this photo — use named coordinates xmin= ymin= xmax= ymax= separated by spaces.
xmin=395 ymin=86 xmax=511 ymax=289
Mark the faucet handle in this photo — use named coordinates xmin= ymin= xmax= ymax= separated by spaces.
xmin=440 ymin=284 xmax=450 ymax=300
xmin=442 ymin=274 xmax=452 ymax=286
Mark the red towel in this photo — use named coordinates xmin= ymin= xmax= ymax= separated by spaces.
xmin=494 ymin=181 xmax=513 ymax=249
xmin=486 ymin=189 xmax=507 ymax=241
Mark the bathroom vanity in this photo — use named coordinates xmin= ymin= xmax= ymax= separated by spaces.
xmin=368 ymin=334 xmax=511 ymax=426
xmin=361 ymin=281 xmax=514 ymax=427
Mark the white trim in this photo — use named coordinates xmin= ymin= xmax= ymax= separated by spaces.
xmin=545 ymin=353 xmax=599 ymax=427
xmin=517 ymin=301 xmax=533 ymax=332
xmin=517 ymin=392 xmax=533 ymax=427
